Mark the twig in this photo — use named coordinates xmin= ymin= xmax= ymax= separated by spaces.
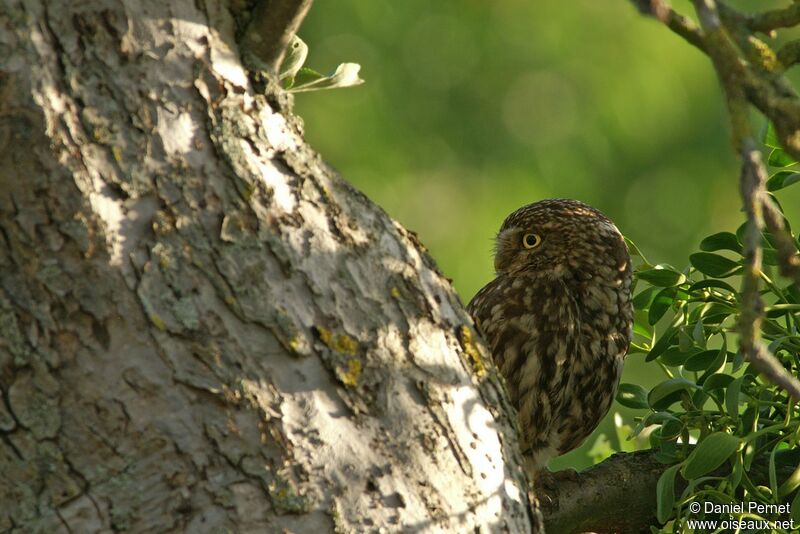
xmin=761 ymin=196 xmax=800 ymax=285
xmin=746 ymin=4 xmax=800 ymax=33
xmin=241 ymin=0 xmax=314 ymax=73
xmin=739 ymin=144 xmax=800 ymax=400
xmin=629 ymin=1 xmax=800 ymax=400
xmin=690 ymin=0 xmax=800 ymax=400
xmin=628 ymin=1 xmax=800 ymax=161
xmin=630 ymin=0 xmax=707 ymax=52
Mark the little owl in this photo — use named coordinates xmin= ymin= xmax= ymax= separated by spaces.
xmin=467 ymin=198 xmax=633 ymax=475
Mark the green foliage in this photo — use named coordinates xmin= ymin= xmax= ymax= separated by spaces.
xmin=280 ymin=36 xmax=364 ymax=93
xmin=619 ymin=131 xmax=800 ymax=532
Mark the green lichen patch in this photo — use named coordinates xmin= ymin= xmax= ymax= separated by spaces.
xmin=457 ymin=324 xmax=487 ymax=378
xmin=316 ymin=326 xmax=358 ymax=355
xmin=267 ymin=477 xmax=309 ymax=515
xmin=337 ymin=358 xmax=362 ymax=388
xmin=148 ymin=313 xmax=166 ymax=331
xmin=272 ymin=308 xmax=310 ymax=357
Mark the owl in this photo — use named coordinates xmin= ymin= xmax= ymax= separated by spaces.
xmin=467 ymin=198 xmax=633 ymax=474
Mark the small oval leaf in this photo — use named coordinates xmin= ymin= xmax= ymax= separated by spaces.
xmin=688 ymin=279 xmax=738 ymax=294
xmin=699 ymin=232 xmax=742 ymax=254
xmin=689 ymin=252 xmax=742 ymax=278
xmin=633 ymin=286 xmax=661 ymax=310
xmin=656 ymin=464 xmax=681 ymax=524
xmin=702 ymin=373 xmax=734 ymax=392
xmin=616 ymin=383 xmax=649 ymax=409
xmin=768 ymin=147 xmax=797 ymax=168
xmin=683 ymin=349 xmax=719 ymax=371
xmin=649 ymin=287 xmax=676 ymax=325
xmin=659 ymin=347 xmax=700 ymax=367
xmin=636 ymin=268 xmax=686 ymax=287
xmin=767 ymin=170 xmax=800 ymax=192
xmin=648 ymin=378 xmax=699 ymax=410
xmin=681 ymin=432 xmax=741 ymax=479
xmin=726 ymin=377 xmax=743 ymax=417
xmin=646 ymin=326 xmax=679 ymax=362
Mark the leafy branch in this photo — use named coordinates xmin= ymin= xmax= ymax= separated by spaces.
xmin=634 ymin=0 xmax=800 ymax=401
xmin=541 ymin=3 xmax=800 ymax=531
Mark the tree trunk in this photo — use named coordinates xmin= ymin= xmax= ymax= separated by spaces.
xmin=0 ymin=1 xmax=537 ymax=532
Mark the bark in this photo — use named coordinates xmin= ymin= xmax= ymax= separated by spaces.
xmin=0 ymin=1 xmax=537 ymax=532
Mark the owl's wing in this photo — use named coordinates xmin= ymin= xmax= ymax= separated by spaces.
xmin=466 ymin=277 xmax=520 ymax=373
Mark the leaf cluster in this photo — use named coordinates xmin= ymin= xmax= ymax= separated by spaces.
xmin=279 ymin=36 xmax=364 ymax=93
xmin=617 ymin=134 xmax=800 ymax=531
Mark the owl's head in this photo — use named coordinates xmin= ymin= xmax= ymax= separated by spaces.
xmin=492 ymin=198 xmax=629 ymax=279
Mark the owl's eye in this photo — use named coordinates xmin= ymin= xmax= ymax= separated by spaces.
xmin=522 ymin=233 xmax=542 ymax=249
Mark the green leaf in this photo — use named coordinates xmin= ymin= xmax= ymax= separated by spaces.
xmin=633 ymin=286 xmax=661 ymax=310
xmin=792 ymin=488 xmax=800 ymax=524
xmin=696 ymin=302 xmax=736 ymax=325
xmin=624 ymin=236 xmax=649 ymax=264
xmin=289 ymin=62 xmax=364 ymax=93
xmin=648 ymin=378 xmax=699 ymax=410
xmin=660 ymin=418 xmax=684 ymax=441
xmin=616 ymin=383 xmax=649 ymax=409
xmin=770 ymin=446 xmax=779 ymax=501
xmin=659 ymin=347 xmax=699 ymax=367
xmin=656 ymin=464 xmax=681 ymax=524
xmin=643 ymin=411 xmax=682 ymax=427
xmin=653 ymin=433 xmax=680 ymax=463
xmin=636 ymin=267 xmax=686 ymax=287
xmin=688 ymin=279 xmax=738 ymax=295
xmin=768 ymin=147 xmax=797 ymax=168
xmin=633 ymin=313 xmax=653 ymax=339
xmin=681 ymin=432 xmax=741 ymax=479
xmin=683 ymin=349 xmax=719 ymax=372
xmin=726 ymin=377 xmax=742 ymax=417
xmin=648 ymin=287 xmax=675 ymax=325
xmin=762 ymin=121 xmax=780 ymax=148
xmin=292 ymin=66 xmax=325 ymax=87
xmin=767 ymin=170 xmax=800 ymax=191
xmin=689 ymin=252 xmax=742 ymax=278
xmin=697 ymin=347 xmax=729 ymax=385
xmin=279 ymin=35 xmax=309 ymax=82
xmin=763 ymin=247 xmax=780 ymax=266
xmin=646 ymin=324 xmax=679 ymax=362
xmin=729 ymin=451 xmax=743 ymax=490
xmin=788 ymin=284 xmax=800 ymax=303
xmin=702 ymin=373 xmax=734 ymax=392
xmin=699 ymin=232 xmax=742 ymax=254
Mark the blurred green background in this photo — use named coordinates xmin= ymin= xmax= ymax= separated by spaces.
xmin=295 ymin=0 xmax=800 ymax=470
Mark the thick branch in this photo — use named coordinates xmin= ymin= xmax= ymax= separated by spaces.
xmin=540 ymin=449 xmax=798 ymax=533
xmin=241 ymin=0 xmax=313 ymax=73
xmin=538 ymin=451 xmax=665 ymax=533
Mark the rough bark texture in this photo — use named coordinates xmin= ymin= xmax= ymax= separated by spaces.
xmin=0 ymin=1 xmax=536 ymax=532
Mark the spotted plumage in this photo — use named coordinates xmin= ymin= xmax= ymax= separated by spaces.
xmin=467 ymin=199 xmax=633 ymax=473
